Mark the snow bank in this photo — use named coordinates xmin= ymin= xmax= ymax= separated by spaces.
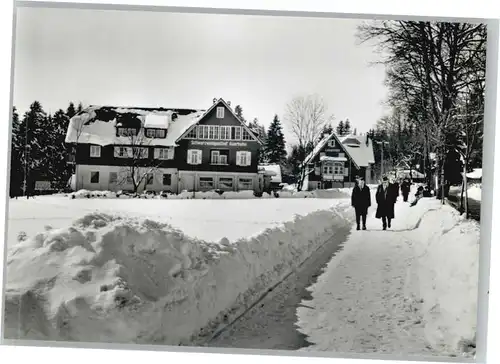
xmin=4 ymin=203 xmax=353 ymax=345
xmin=410 ymin=200 xmax=480 ymax=356
xmin=467 ymin=184 xmax=482 ymax=202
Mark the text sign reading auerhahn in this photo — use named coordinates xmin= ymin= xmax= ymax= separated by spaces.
xmin=190 ymin=140 xmax=248 ymax=147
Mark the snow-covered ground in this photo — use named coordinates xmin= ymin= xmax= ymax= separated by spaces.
xmin=4 ymin=193 xmax=354 ymax=346
xmin=449 ymin=184 xmax=482 ymax=202
xmin=296 ymin=191 xmax=480 ymax=358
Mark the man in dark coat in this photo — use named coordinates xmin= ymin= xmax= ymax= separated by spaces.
xmin=389 ymin=177 xmax=400 ymax=202
xmin=401 ymin=178 xmax=412 ymax=202
xmin=351 ymin=177 xmax=371 ymax=230
xmin=375 ymin=176 xmax=396 ymax=230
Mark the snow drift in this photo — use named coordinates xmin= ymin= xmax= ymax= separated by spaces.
xmin=4 ymin=203 xmax=353 ymax=345
xmin=410 ymin=200 xmax=480 ymax=356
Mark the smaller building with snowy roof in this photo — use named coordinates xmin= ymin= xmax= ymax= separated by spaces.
xmin=301 ymin=132 xmax=375 ymax=190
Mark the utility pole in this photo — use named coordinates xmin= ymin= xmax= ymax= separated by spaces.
xmin=375 ymin=140 xmax=389 ymax=180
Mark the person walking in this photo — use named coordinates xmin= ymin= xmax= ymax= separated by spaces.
xmin=401 ymin=178 xmax=412 ymax=202
xmin=351 ymin=177 xmax=371 ymax=230
xmin=389 ymin=177 xmax=400 ymax=202
xmin=375 ymin=176 xmax=396 ymax=230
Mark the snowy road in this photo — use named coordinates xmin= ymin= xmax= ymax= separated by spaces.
xmin=202 ymin=222 xmax=352 ymax=350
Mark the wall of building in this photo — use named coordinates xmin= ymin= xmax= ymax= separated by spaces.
xmin=178 ymin=171 xmax=261 ymax=193
xmin=75 ymin=164 xmax=178 ymax=193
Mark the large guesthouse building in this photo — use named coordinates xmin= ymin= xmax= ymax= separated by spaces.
xmin=65 ymin=98 xmax=263 ymax=193
xmin=302 ymin=132 xmax=375 ymax=189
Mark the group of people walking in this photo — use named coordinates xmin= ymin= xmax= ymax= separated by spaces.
xmin=350 ymin=176 xmax=413 ymax=231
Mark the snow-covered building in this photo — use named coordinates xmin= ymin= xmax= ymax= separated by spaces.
xmin=302 ymin=133 xmax=375 ymax=190
xmin=65 ymin=98 xmax=263 ymax=193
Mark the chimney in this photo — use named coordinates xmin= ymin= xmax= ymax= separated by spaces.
xmin=227 ymin=101 xmax=231 ymax=107
xmin=171 ymin=112 xmax=178 ymax=122
xmin=213 ymin=98 xmax=218 ymax=104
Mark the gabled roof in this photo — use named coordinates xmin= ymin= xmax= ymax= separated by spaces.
xmin=339 ymin=134 xmax=375 ymax=167
xmin=303 ymin=133 xmax=360 ymax=169
xmin=176 ymin=98 xmax=263 ymax=145
xmin=65 ymin=105 xmax=205 ymax=147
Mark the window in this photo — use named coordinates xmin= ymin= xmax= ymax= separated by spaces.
xmin=133 ymin=147 xmax=148 ymax=159
xmin=186 ymin=127 xmax=198 ymax=139
xmin=236 ymin=151 xmax=251 ymax=166
xmin=323 ymin=165 xmax=333 ymax=175
xmin=197 ymin=125 xmax=209 ymax=139
xmin=114 ymin=146 xmax=131 ymax=158
xmin=233 ymin=126 xmax=242 ymax=140
xmin=216 ymin=107 xmax=225 ymax=119
xmin=338 ymin=152 xmax=345 ymax=158
xmin=199 ymin=177 xmax=214 ymax=189
xmin=317 ymin=182 xmax=322 ymax=189
xmin=187 ymin=149 xmax=202 ymax=165
xmin=117 ymin=128 xmax=138 ymax=137
xmin=155 ymin=148 xmax=174 ymax=160
xmin=90 ymin=171 xmax=99 ymax=184
xmin=333 ymin=162 xmax=344 ymax=175
xmin=109 ymin=172 xmax=118 ymax=184
xmin=208 ymin=125 xmax=220 ymax=139
xmin=90 ymin=145 xmax=101 ymax=158
xmin=146 ymin=173 xmax=154 ymax=185
xmin=220 ymin=126 xmax=231 ymax=140
xmin=146 ymin=129 xmax=156 ymax=138
xmin=211 ymin=150 xmax=228 ymax=165
xmin=219 ymin=177 xmax=233 ymax=189
xmin=163 ymin=174 xmax=172 ymax=186
xmin=328 ymin=140 xmax=335 ymax=147
xmin=238 ymin=178 xmax=253 ymax=190
xmin=155 ymin=129 xmax=166 ymax=138
xmin=242 ymin=128 xmax=253 ymax=141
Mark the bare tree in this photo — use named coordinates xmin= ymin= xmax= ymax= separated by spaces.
xmin=283 ymin=94 xmax=334 ymax=191
xmin=115 ymin=128 xmax=165 ymax=194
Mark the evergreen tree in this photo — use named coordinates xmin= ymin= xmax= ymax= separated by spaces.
xmin=336 ymin=120 xmax=345 ymax=136
xmin=9 ymin=107 xmax=23 ymax=197
xmin=66 ymin=102 xmax=77 ymax=118
xmin=344 ymin=119 xmax=352 ymax=135
xmin=77 ymin=102 xmax=84 ymax=113
xmin=320 ymin=123 xmax=334 ymax=139
xmin=353 ymin=128 xmax=357 ymax=135
xmin=265 ymin=115 xmax=287 ymax=164
xmin=234 ymin=105 xmax=245 ymax=123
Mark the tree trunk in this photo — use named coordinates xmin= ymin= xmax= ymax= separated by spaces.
xmin=464 ymin=162 xmax=469 ymax=219
xmin=460 ymin=161 xmax=466 ymax=213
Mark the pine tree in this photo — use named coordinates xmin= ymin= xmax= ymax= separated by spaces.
xmin=77 ymin=102 xmax=84 ymax=113
xmin=344 ymin=119 xmax=352 ymax=135
xmin=353 ymin=128 xmax=357 ymax=135
xmin=234 ymin=105 xmax=245 ymax=123
xmin=320 ymin=123 xmax=334 ymax=139
xmin=336 ymin=120 xmax=345 ymax=136
xmin=265 ymin=115 xmax=287 ymax=164
xmin=66 ymin=102 xmax=77 ymax=118
xmin=9 ymin=107 xmax=23 ymax=197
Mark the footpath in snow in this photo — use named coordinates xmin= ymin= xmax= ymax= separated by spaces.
xmin=3 ymin=192 xmax=354 ymax=347
xmin=296 ymin=192 xmax=480 ymax=359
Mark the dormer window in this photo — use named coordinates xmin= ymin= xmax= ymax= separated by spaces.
xmin=328 ymin=140 xmax=335 ymax=147
xmin=117 ymin=127 xmax=138 ymax=137
xmin=216 ymin=106 xmax=225 ymax=119
xmin=145 ymin=128 xmax=166 ymax=138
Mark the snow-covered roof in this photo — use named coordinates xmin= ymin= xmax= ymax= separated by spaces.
xmin=144 ymin=113 xmax=172 ymax=129
xmin=303 ymin=135 xmax=332 ymax=166
xmin=65 ymin=105 xmax=205 ymax=147
xmin=320 ymin=155 xmax=348 ymax=162
xmin=259 ymin=164 xmax=282 ymax=183
xmin=340 ymin=134 xmax=375 ymax=167
xmin=466 ymin=168 xmax=482 ymax=179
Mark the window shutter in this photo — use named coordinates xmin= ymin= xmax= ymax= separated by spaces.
xmin=154 ymin=148 xmax=160 ymax=159
xmin=127 ymin=147 xmax=134 ymax=158
xmin=187 ymin=150 xmax=193 ymax=164
xmin=343 ymin=167 xmax=349 ymax=176
xmin=235 ymin=151 xmax=242 ymax=166
xmin=114 ymin=147 xmax=120 ymax=157
xmin=196 ymin=150 xmax=202 ymax=165
xmin=167 ymin=148 xmax=174 ymax=160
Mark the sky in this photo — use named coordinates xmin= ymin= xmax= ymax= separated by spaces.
xmin=13 ymin=6 xmax=390 ymax=143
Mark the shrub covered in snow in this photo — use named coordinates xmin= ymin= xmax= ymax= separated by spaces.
xmin=4 ymin=203 xmax=353 ymax=345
